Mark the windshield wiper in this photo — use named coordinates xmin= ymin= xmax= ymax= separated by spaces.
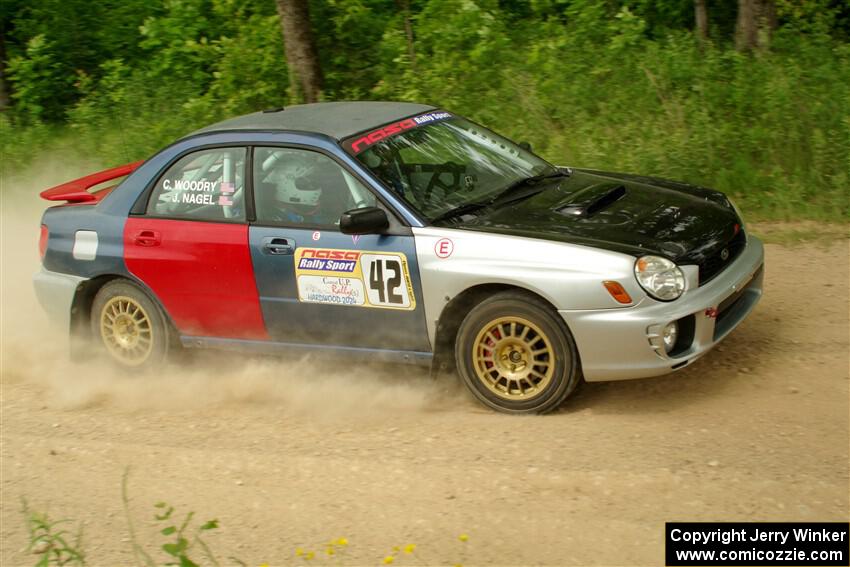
xmin=488 ymin=169 xmax=570 ymax=207
xmin=429 ymin=169 xmax=570 ymax=225
xmin=429 ymin=201 xmax=491 ymax=225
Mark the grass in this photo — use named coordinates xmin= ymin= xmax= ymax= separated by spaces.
xmin=748 ymin=221 xmax=849 ymax=246
xmin=19 ymin=498 xmax=86 ymax=567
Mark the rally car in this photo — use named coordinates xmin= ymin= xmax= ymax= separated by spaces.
xmin=34 ymin=101 xmax=764 ymax=414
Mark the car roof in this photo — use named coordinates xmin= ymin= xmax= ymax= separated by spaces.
xmin=188 ymin=101 xmax=436 ymax=141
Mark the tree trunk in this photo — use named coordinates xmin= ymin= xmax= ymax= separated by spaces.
xmin=275 ymin=0 xmax=323 ymax=104
xmin=395 ymin=0 xmax=417 ymax=71
xmin=0 ymin=28 xmax=10 ymax=111
xmin=736 ymin=0 xmax=778 ymax=52
xmin=760 ymin=0 xmax=777 ymax=46
xmin=694 ymin=0 xmax=709 ymax=41
xmin=735 ymin=0 xmax=758 ymax=51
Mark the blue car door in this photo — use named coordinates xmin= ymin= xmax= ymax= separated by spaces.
xmin=248 ymin=146 xmax=431 ymax=354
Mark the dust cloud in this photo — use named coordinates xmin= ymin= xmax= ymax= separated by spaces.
xmin=0 ymin=156 xmax=459 ymax=419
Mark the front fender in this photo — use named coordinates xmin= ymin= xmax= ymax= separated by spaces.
xmin=412 ymin=227 xmax=642 ymax=345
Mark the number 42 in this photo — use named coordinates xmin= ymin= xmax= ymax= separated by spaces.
xmin=368 ymin=258 xmax=404 ymax=305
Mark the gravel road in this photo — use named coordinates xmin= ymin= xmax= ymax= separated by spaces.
xmin=1 ymin=169 xmax=847 ymax=566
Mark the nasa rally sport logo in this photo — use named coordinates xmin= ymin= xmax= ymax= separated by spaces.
xmin=297 ymin=249 xmax=360 ymax=273
xmin=720 ymin=248 xmax=730 ymax=261
xmin=348 ymin=111 xmax=453 ymax=154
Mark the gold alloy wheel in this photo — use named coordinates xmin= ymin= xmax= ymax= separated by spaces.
xmin=472 ymin=316 xmax=555 ymax=401
xmin=99 ymin=295 xmax=154 ymax=366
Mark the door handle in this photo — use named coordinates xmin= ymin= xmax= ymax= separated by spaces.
xmin=262 ymin=237 xmax=295 ymax=255
xmin=133 ymin=230 xmax=161 ymax=247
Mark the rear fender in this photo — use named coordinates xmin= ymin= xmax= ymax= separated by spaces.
xmin=68 ymin=273 xmax=180 ymax=360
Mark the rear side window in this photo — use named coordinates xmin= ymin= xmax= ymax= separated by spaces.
xmin=148 ymin=147 xmax=247 ymax=221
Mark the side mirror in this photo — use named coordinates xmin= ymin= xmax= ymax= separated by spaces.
xmin=339 ymin=206 xmax=389 ymax=235
xmin=519 ymin=141 xmax=532 ymax=152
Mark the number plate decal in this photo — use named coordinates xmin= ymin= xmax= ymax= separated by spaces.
xmin=295 ymin=248 xmax=416 ymax=310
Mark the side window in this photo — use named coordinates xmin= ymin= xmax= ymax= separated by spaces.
xmin=253 ymin=147 xmax=376 ymax=227
xmin=147 ymin=147 xmax=246 ymax=221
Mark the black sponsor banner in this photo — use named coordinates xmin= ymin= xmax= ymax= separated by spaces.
xmin=666 ymin=522 xmax=849 ymax=566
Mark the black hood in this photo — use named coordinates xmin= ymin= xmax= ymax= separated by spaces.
xmin=451 ymin=168 xmax=742 ymax=265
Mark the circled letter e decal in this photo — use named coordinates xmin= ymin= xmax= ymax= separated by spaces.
xmin=435 ymin=238 xmax=454 ymax=259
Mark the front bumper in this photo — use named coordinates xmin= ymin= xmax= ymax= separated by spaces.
xmin=33 ymin=267 xmax=85 ymax=333
xmin=560 ymin=235 xmax=764 ymax=382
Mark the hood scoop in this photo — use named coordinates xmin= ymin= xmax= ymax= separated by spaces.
xmin=556 ymin=183 xmax=626 ymax=219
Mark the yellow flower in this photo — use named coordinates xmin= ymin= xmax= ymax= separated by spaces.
xmin=392 ymin=546 xmax=400 ymax=552
xmin=383 ymin=556 xmax=395 ymax=564
xmin=295 ymin=548 xmax=304 ymax=556
xmin=336 ymin=537 xmax=349 ymax=546
xmin=454 ymin=564 xmax=464 ymax=567
xmin=403 ymin=544 xmax=416 ymax=554
xmin=326 ymin=547 xmax=335 ymax=556
xmin=305 ymin=551 xmax=315 ymax=560
xmin=458 ymin=534 xmax=469 ymax=542
xmin=260 ymin=564 xmax=270 ymax=567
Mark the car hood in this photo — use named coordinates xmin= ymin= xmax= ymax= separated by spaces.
xmin=451 ymin=168 xmax=742 ymax=265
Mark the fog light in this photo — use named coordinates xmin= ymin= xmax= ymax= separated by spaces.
xmin=662 ymin=322 xmax=679 ymax=353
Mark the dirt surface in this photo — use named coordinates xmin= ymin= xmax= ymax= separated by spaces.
xmin=1 ymin=166 xmax=848 ymax=566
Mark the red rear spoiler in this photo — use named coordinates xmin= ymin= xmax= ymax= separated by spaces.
xmin=40 ymin=161 xmax=144 ymax=203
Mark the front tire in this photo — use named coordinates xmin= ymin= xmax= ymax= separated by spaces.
xmin=91 ymin=280 xmax=171 ymax=368
xmin=455 ymin=291 xmax=581 ymax=414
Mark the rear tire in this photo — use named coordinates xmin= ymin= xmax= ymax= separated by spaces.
xmin=90 ymin=280 xmax=172 ymax=368
xmin=455 ymin=291 xmax=581 ymax=414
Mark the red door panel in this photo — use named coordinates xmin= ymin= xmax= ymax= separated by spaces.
xmin=124 ymin=218 xmax=267 ymax=339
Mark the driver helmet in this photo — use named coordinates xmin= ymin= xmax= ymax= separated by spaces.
xmin=276 ymin=175 xmax=322 ymax=209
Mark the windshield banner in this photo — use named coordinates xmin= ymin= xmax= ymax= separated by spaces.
xmin=343 ymin=111 xmax=453 ymax=154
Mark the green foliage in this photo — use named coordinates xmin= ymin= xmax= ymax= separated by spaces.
xmin=2 ymin=0 xmax=848 ymax=219
xmin=373 ymin=0 xmax=849 ymax=219
xmin=6 ymin=34 xmax=75 ymax=122
xmin=119 ymin=467 xmax=235 ymax=567
xmin=152 ymin=501 xmax=222 ymax=567
xmin=4 ymin=0 xmax=160 ymax=121
xmin=199 ymin=13 xmax=289 ymax=115
xmin=20 ymin=498 xmax=86 ymax=566
xmin=22 ymin=487 xmax=473 ymax=566
xmin=12 ymin=0 xmax=290 ymax=165
xmin=311 ymin=0 xmax=397 ymax=99
xmin=376 ymin=0 xmax=512 ymax=119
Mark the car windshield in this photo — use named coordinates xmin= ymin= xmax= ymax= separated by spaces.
xmin=345 ymin=116 xmax=558 ymax=222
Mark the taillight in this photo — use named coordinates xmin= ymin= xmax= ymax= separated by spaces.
xmin=39 ymin=224 xmax=48 ymax=260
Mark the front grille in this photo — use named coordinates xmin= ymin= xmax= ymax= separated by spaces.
xmin=699 ymin=229 xmax=746 ymax=285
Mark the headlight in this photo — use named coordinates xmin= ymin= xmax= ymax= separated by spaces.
xmin=727 ymin=196 xmax=746 ymax=226
xmin=635 ymin=255 xmax=685 ymax=301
